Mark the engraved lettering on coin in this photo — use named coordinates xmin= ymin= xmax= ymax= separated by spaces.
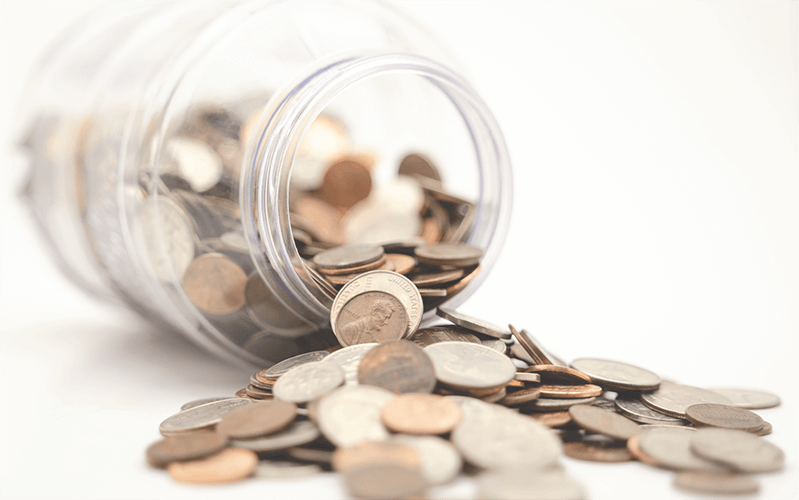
xmin=336 ymin=292 xmax=407 ymax=346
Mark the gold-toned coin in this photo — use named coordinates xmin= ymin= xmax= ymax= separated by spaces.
xmin=381 ymin=393 xmax=462 ymax=435
xmin=182 ymin=253 xmax=247 ymax=315
xmin=539 ymin=384 xmax=603 ymax=399
xmin=167 ymin=447 xmax=258 ymax=484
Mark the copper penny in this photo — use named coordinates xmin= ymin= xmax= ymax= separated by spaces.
xmin=563 ymin=441 xmax=634 ymax=462
xmin=319 ymin=159 xmax=372 ymax=209
xmin=528 ymin=411 xmax=572 ymax=428
xmin=381 ymin=393 xmax=462 ymax=435
xmin=511 ymin=325 xmax=558 ymax=366
xmin=332 ymin=441 xmax=420 ymax=473
xmin=146 ymin=431 xmax=227 ymax=466
xmin=182 ymin=253 xmax=247 ymax=315
xmin=398 ymin=153 xmax=442 ymax=182
xmin=385 ymin=253 xmax=417 ymax=275
xmin=216 ymin=400 xmax=297 ymax=439
xmin=527 ymin=365 xmax=592 ymax=385
xmin=411 ymin=268 xmax=465 ymax=287
xmin=357 ymin=340 xmax=436 ymax=394
xmin=539 ymin=384 xmax=603 ymax=399
xmin=345 ymin=464 xmax=427 ymax=500
xmin=245 ymin=385 xmax=273 ymax=399
xmin=674 ymin=471 xmax=760 ymax=495
xmin=168 ymin=447 xmax=258 ymax=484
xmin=336 ymin=291 xmax=408 ymax=346
xmin=499 ymin=387 xmax=541 ymax=407
xmin=249 ymin=373 xmax=276 ymax=390
xmin=293 ymin=196 xmax=344 ymax=245
xmin=414 ymin=243 xmax=482 ymax=268
xmin=685 ymin=403 xmax=764 ymax=432
xmin=569 ymin=404 xmax=640 ymax=441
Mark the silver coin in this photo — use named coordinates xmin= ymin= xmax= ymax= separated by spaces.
xmin=312 ymin=244 xmax=384 ymax=270
xmin=352 ymin=213 xmax=423 ymax=246
xmin=322 ymin=343 xmax=378 ymax=385
xmin=590 ymin=398 xmax=618 ymax=412
xmin=690 ymin=428 xmax=785 ymax=473
xmin=180 ymin=397 xmax=230 ymax=411
xmin=615 ymin=397 xmax=689 ymax=426
xmin=477 ymin=469 xmax=587 ymax=500
xmin=316 ymin=385 xmax=395 ymax=447
xmin=219 ymin=230 xmax=249 ymax=253
xmin=435 ymin=308 xmax=511 ymax=339
xmin=511 ymin=358 xmax=530 ymax=370
xmin=526 ymin=397 xmax=597 ymax=412
xmin=231 ymin=419 xmax=320 ymax=452
xmin=159 ymin=398 xmax=250 ymax=435
xmin=481 ymin=338 xmax=507 ymax=354
xmin=409 ymin=325 xmax=482 ymax=348
xmin=641 ymin=381 xmax=733 ymax=418
xmin=638 ymin=427 xmax=726 ymax=471
xmin=424 ymin=342 xmax=516 ymax=390
xmin=264 ymin=351 xmax=330 ymax=380
xmin=254 ymin=460 xmax=323 ymax=479
xmin=510 ymin=342 xmax=535 ymax=364
xmin=330 ymin=271 xmax=423 ymax=343
xmin=451 ymin=401 xmax=561 ymax=469
xmin=569 ymin=358 xmax=661 ymax=391
xmin=166 ymin=136 xmax=223 ymax=193
xmin=515 ymin=372 xmax=541 ymax=384
xmin=708 ymin=387 xmax=781 ymax=409
xmin=392 ymin=435 xmax=462 ymax=486
xmin=136 ymin=197 xmax=195 ymax=283
xmin=272 ymin=361 xmax=345 ymax=404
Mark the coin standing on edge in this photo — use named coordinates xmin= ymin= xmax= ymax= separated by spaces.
xmin=436 ymin=307 xmax=511 ymax=339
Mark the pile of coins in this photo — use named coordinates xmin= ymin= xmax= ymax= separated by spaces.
xmin=146 ymin=297 xmax=784 ymax=498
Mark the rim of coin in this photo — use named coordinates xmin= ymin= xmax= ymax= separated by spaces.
xmin=323 ymin=260 xmax=396 ymax=285
xmin=689 ymin=427 xmax=784 ymax=473
xmin=330 ymin=270 xmax=422 ymax=344
xmin=230 ymin=419 xmax=320 ymax=452
xmin=708 ymin=387 xmax=781 ymax=409
xmin=424 ymin=342 xmax=516 ymax=390
xmin=316 ymin=385 xmax=397 ymax=448
xmin=499 ymin=387 xmax=541 ymax=406
xmin=569 ymin=358 xmax=661 ymax=391
xmin=641 ymin=381 xmax=734 ymax=418
xmin=539 ymin=384 xmax=603 ymax=399
xmin=435 ymin=307 xmax=511 ymax=339
xmin=527 ymin=411 xmax=572 ymax=428
xmin=526 ymin=364 xmax=592 ymax=385
xmin=180 ymin=397 xmax=229 ymax=411
xmin=167 ymin=447 xmax=258 ymax=484
xmin=384 ymin=253 xmax=418 ymax=275
xmin=334 ymin=290 xmax=409 ymax=346
xmin=614 ymin=397 xmax=689 ymax=426
xmin=684 ymin=403 xmax=764 ymax=432
xmin=411 ymin=268 xmax=465 ymax=287
xmin=357 ymin=340 xmax=437 ymax=394
xmin=321 ymin=342 xmax=378 ymax=386
xmin=215 ymin=400 xmax=297 ymax=439
xmin=272 ymin=361 xmax=345 ymax=404
xmin=312 ymin=244 xmax=384 ymax=270
xmin=563 ymin=441 xmax=634 ymax=463
xmin=754 ymin=421 xmax=773 ymax=436
xmin=526 ymin=396 xmax=597 ymax=412
xmin=318 ymin=254 xmax=388 ymax=276
xmin=414 ymin=243 xmax=482 ymax=267
xmin=514 ymin=372 xmax=541 ymax=383
xmin=146 ymin=431 xmax=228 ymax=466
xmin=159 ymin=398 xmax=251 ymax=435
xmin=408 ymin=325 xmax=482 ymax=347
xmin=381 ymin=393 xmax=462 ymax=435
xmin=568 ymin=404 xmax=641 ymax=441
xmin=398 ymin=153 xmax=442 ymax=182
xmin=510 ymin=325 xmax=559 ymax=366
xmin=673 ymin=470 xmax=760 ymax=496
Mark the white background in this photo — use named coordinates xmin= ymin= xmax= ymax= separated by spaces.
xmin=1 ymin=1 xmax=797 ymax=499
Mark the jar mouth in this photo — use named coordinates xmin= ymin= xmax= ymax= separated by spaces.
xmin=242 ymin=53 xmax=513 ymax=327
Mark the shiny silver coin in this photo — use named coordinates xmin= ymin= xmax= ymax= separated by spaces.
xmin=708 ymin=387 xmax=781 ymax=409
xmin=641 ymin=381 xmax=733 ymax=418
xmin=272 ymin=361 xmax=345 ymax=404
xmin=317 ymin=385 xmax=395 ymax=447
xmin=690 ymin=428 xmax=785 ymax=473
xmin=638 ymin=427 xmax=726 ymax=471
xmin=159 ymin=398 xmax=251 ymax=435
xmin=435 ymin=308 xmax=511 ymax=339
xmin=231 ymin=419 xmax=320 ymax=453
xmin=392 ymin=435 xmax=462 ymax=486
xmin=322 ymin=343 xmax=378 ymax=386
xmin=424 ymin=342 xmax=516 ymax=390
xmin=615 ymin=397 xmax=689 ymax=426
xmin=263 ymin=351 xmax=330 ymax=380
xmin=569 ymin=358 xmax=661 ymax=391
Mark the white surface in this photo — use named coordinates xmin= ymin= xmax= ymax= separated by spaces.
xmin=1 ymin=1 xmax=797 ymax=499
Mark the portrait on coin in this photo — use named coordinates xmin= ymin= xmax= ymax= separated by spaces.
xmin=337 ymin=292 xmax=408 ymax=345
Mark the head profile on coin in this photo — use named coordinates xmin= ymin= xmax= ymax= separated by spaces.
xmin=336 ymin=292 xmax=407 ymax=346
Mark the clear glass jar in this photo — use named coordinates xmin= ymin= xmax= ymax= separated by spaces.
xmin=18 ymin=0 xmax=513 ymax=366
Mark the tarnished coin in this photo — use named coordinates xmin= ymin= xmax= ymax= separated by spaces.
xmin=332 ymin=441 xmax=420 ymax=473
xmin=231 ymin=419 xmax=320 ymax=453
xmin=317 ymin=385 xmax=396 ymax=447
xmin=638 ymin=427 xmax=725 ymax=471
xmin=563 ymin=441 xmax=634 ymax=462
xmin=674 ymin=470 xmax=760 ymax=495
xmin=570 ymin=358 xmax=661 ymax=391
xmin=330 ymin=271 xmax=423 ymax=344
xmin=435 ymin=308 xmax=511 ymax=339
xmin=477 ymin=468 xmax=587 ymax=500
xmin=322 ymin=343 xmax=378 ymax=386
xmin=168 ymin=447 xmax=258 ymax=484
xmin=614 ymin=397 xmax=689 ymax=426
xmin=261 ymin=351 xmax=333 ymax=382
xmin=393 ymin=435 xmax=462 ymax=486
xmin=528 ymin=411 xmax=572 ymax=428
xmin=398 ymin=153 xmax=442 ymax=182
xmin=409 ymin=325 xmax=481 ymax=347
xmin=709 ymin=387 xmax=781 ymax=409
xmin=313 ymin=244 xmax=384 ymax=271
xmin=424 ymin=342 xmax=516 ymax=390
xmin=685 ymin=403 xmax=764 ymax=432
xmin=384 ymin=253 xmax=417 ymax=275
xmin=146 ymin=431 xmax=227 ymax=466
xmin=335 ymin=291 xmax=408 ymax=346
xmin=344 ymin=465 xmax=427 ymax=500
xmin=415 ymin=243 xmax=482 ymax=267
xmin=411 ymin=268 xmax=465 ymax=287
xmin=539 ymin=384 xmax=603 ymax=399
xmin=568 ymin=404 xmax=641 ymax=441
xmin=381 ymin=393 xmax=462 ymax=435
xmin=159 ymin=398 xmax=251 ymax=435
xmin=215 ymin=400 xmax=297 ymax=439
xmin=527 ymin=397 xmax=597 ymax=412
xmin=690 ymin=428 xmax=784 ymax=473
xmin=272 ymin=361 xmax=345 ymax=404
xmin=641 ymin=381 xmax=733 ymax=418
xmin=527 ymin=365 xmax=592 ymax=385
xmin=500 ymin=387 xmax=541 ymax=406
xmin=357 ymin=340 xmax=436 ymax=394
xmin=182 ymin=253 xmax=248 ymax=315
xmin=254 ymin=460 xmax=322 ymax=479
xmin=180 ymin=397 xmax=229 ymax=411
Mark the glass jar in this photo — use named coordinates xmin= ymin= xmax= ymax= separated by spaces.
xmin=18 ymin=0 xmax=513 ymax=366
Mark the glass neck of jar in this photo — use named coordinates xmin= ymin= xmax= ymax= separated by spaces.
xmin=241 ymin=52 xmax=513 ymax=329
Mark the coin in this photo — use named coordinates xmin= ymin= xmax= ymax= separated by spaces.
xmin=272 ymin=361 xmax=345 ymax=404
xmin=637 ymin=427 xmax=725 ymax=471
xmin=526 ymin=397 xmax=597 ymax=412
xmin=335 ymin=291 xmax=409 ymax=346
xmin=330 ymin=271 xmax=422 ymax=345
xmin=168 ymin=447 xmax=258 ymax=484
xmin=526 ymin=364 xmax=592 ymax=385
xmin=499 ymin=387 xmax=541 ymax=406
xmin=477 ymin=468 xmax=587 ymax=500
xmin=754 ymin=421 xmax=773 ymax=436
xmin=392 ymin=435 xmax=462 ymax=486
xmin=317 ymin=385 xmax=396 ymax=447
xmin=435 ymin=307 xmax=511 ymax=339
xmin=322 ymin=260 xmax=395 ymax=285
xmin=510 ymin=325 xmax=561 ymax=366
xmin=231 ymin=419 xmax=320 ymax=453
xmin=408 ymin=325 xmax=481 ymax=347
xmin=568 ymin=404 xmax=641 ymax=441
xmin=357 ymin=340 xmax=436 ymax=394
xmin=182 ymin=253 xmax=248 ymax=315
xmin=166 ymin=136 xmax=224 ymax=192
xmin=261 ymin=350 xmax=330 ymax=381
xmin=159 ymin=398 xmax=251 ymax=435
xmin=514 ymin=372 xmax=541 ymax=383
xmin=318 ymin=254 xmax=388 ymax=276
xmin=384 ymin=253 xmax=417 ymax=275
xmin=690 ymin=428 xmax=784 ymax=473
xmin=528 ymin=411 xmax=572 ymax=428
xmin=180 ymin=397 xmax=229 ymax=411
xmin=411 ymin=268 xmax=465 ymax=287
xmin=563 ymin=441 xmax=634 ymax=462
xmin=424 ymin=342 xmax=516 ymax=390
xmin=286 ymin=447 xmax=334 ymax=464
xmin=245 ymin=385 xmax=273 ymax=399
xmin=614 ymin=397 xmax=689 ymax=426
xmin=684 ymin=403 xmax=764 ymax=432
xmin=319 ymin=159 xmax=372 ymax=209
xmin=673 ymin=470 xmax=760 ymax=495
xmin=146 ymin=431 xmax=228 ymax=466
xmin=415 ymin=243 xmax=482 ymax=267
xmin=249 ymin=373 xmax=276 ymax=390
xmin=481 ymin=338 xmax=507 ymax=354
xmin=332 ymin=441 xmax=420 ymax=473
xmin=215 ymin=400 xmax=297 ymax=439
xmin=322 ymin=342 xmax=378 ymax=385
xmin=244 ymin=273 xmax=310 ymax=329
xmin=539 ymin=384 xmax=603 ymax=399
xmin=418 ymin=287 xmax=447 ymax=297
xmin=709 ymin=387 xmax=781 ymax=409
xmin=344 ymin=464 xmax=427 ymax=500
xmin=136 ymin=197 xmax=195 ymax=282
xmin=253 ymin=460 xmax=322 ymax=479
xmin=510 ymin=341 xmax=535 ymax=364
xmin=641 ymin=381 xmax=734 ymax=418
xmin=381 ymin=393 xmax=462 ymax=435
xmin=313 ymin=244 xmax=384 ymax=271
xmin=398 ymin=153 xmax=442 ymax=182
xmin=569 ymin=358 xmax=661 ymax=391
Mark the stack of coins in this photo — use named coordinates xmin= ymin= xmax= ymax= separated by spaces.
xmin=146 ymin=279 xmax=784 ymax=498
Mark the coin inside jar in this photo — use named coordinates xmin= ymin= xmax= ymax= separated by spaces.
xmin=182 ymin=253 xmax=248 ymax=315
xmin=312 ymin=244 xmax=384 ymax=271
xmin=414 ymin=243 xmax=482 ymax=267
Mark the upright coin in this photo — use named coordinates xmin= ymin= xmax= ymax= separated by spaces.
xmin=215 ymin=400 xmax=297 ymax=439
xmin=415 ymin=243 xmax=482 ymax=267
xmin=690 ymin=428 xmax=784 ymax=473
xmin=408 ymin=325 xmax=481 ymax=347
xmin=313 ymin=244 xmax=384 ymax=271
xmin=357 ymin=340 xmax=436 ymax=394
xmin=424 ymin=342 xmax=516 ymax=390
xmin=317 ymin=385 xmax=396 ymax=447
xmin=335 ymin=291 xmax=408 ymax=346
xmin=568 ymin=404 xmax=641 ymax=441
xmin=641 ymin=381 xmax=733 ymax=418
xmin=381 ymin=393 xmax=462 ymax=435
xmin=436 ymin=308 xmax=511 ymax=339
xmin=392 ymin=435 xmax=462 ymax=486
xmin=615 ymin=397 xmax=689 ymax=426
xmin=146 ymin=431 xmax=227 ymax=466
xmin=637 ymin=427 xmax=725 ymax=471
xmin=319 ymin=159 xmax=372 ymax=209
xmin=708 ymin=388 xmax=781 ymax=409
xmin=511 ymin=326 xmax=559 ymax=366
xmin=570 ymin=358 xmax=661 ymax=391
xmin=685 ymin=403 xmax=764 ymax=432
xmin=159 ymin=398 xmax=251 ymax=435
xmin=260 ymin=350 xmax=330 ymax=381
xmin=230 ymin=419 xmax=320 ymax=453
xmin=525 ymin=364 xmax=591 ymax=385
xmin=398 ymin=153 xmax=442 ymax=182
xmin=272 ymin=361 xmax=345 ymax=404
xmin=322 ymin=342 xmax=378 ymax=385
xmin=168 ymin=447 xmax=258 ymax=484
xmin=674 ymin=471 xmax=760 ymax=496
xmin=182 ymin=253 xmax=248 ymax=315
